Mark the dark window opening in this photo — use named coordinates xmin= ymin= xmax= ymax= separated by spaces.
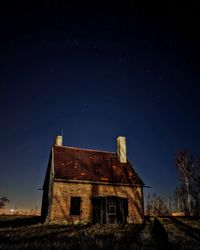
xmin=92 ymin=196 xmax=128 ymax=224
xmin=108 ymin=201 xmax=116 ymax=215
xmin=70 ymin=197 xmax=81 ymax=215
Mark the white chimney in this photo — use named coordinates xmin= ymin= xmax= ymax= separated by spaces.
xmin=54 ymin=135 xmax=63 ymax=146
xmin=117 ymin=136 xmax=127 ymax=163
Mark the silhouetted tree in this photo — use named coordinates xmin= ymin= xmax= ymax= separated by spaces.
xmin=175 ymin=150 xmax=194 ymax=214
xmin=175 ymin=150 xmax=200 ymax=216
xmin=174 ymin=184 xmax=188 ymax=213
xmin=163 ymin=194 xmax=173 ymax=215
xmin=190 ymin=158 xmax=200 ymax=216
xmin=146 ymin=193 xmax=168 ymax=216
xmin=0 ymin=196 xmax=9 ymax=208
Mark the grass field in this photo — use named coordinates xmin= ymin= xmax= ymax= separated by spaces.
xmin=0 ymin=216 xmax=200 ymax=249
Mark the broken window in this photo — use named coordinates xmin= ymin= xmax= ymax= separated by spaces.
xmin=92 ymin=196 xmax=128 ymax=224
xmin=70 ymin=197 xmax=81 ymax=215
xmin=107 ymin=201 xmax=116 ymax=215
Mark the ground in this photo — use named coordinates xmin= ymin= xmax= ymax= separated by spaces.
xmin=0 ymin=216 xmax=200 ymax=249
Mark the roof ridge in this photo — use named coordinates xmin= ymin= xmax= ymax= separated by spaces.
xmin=53 ymin=145 xmax=116 ymax=154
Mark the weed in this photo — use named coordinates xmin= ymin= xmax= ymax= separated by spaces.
xmin=0 ymin=216 xmax=200 ymax=249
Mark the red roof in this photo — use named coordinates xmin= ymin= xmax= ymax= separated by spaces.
xmin=53 ymin=146 xmax=143 ymax=186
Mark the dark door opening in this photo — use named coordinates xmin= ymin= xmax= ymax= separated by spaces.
xmin=92 ymin=196 xmax=128 ymax=224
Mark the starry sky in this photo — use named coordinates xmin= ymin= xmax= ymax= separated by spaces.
xmin=0 ymin=1 xmax=200 ymax=209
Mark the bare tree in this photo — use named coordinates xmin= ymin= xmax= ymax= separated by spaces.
xmin=164 ymin=194 xmax=173 ymax=215
xmin=175 ymin=150 xmax=194 ymax=215
xmin=174 ymin=184 xmax=187 ymax=213
xmin=191 ymin=158 xmax=200 ymax=216
xmin=146 ymin=193 xmax=168 ymax=216
xmin=0 ymin=196 xmax=9 ymax=209
xmin=175 ymin=150 xmax=200 ymax=216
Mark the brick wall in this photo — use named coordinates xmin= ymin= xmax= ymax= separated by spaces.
xmin=49 ymin=181 xmax=144 ymax=224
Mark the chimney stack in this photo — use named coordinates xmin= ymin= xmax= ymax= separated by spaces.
xmin=54 ymin=135 xmax=63 ymax=146
xmin=117 ymin=136 xmax=127 ymax=163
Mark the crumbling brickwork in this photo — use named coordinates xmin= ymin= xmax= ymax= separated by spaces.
xmin=49 ymin=181 xmax=143 ymax=224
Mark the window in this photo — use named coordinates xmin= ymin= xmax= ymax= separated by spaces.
xmin=70 ymin=197 xmax=81 ymax=215
xmin=107 ymin=201 xmax=116 ymax=215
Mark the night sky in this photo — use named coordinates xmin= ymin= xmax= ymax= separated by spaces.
xmin=0 ymin=1 xmax=200 ymax=210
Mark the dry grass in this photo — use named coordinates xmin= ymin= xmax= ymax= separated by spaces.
xmin=0 ymin=216 xmax=200 ymax=249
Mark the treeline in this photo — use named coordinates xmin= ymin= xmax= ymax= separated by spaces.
xmin=146 ymin=150 xmax=200 ymax=216
xmin=146 ymin=193 xmax=172 ymax=216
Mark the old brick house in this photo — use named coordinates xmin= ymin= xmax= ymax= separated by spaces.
xmin=41 ymin=136 xmax=144 ymax=224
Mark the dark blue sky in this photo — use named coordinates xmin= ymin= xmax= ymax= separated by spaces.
xmin=0 ymin=1 xmax=200 ymax=209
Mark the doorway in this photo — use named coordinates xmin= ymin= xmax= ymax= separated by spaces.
xmin=92 ymin=196 xmax=128 ymax=224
